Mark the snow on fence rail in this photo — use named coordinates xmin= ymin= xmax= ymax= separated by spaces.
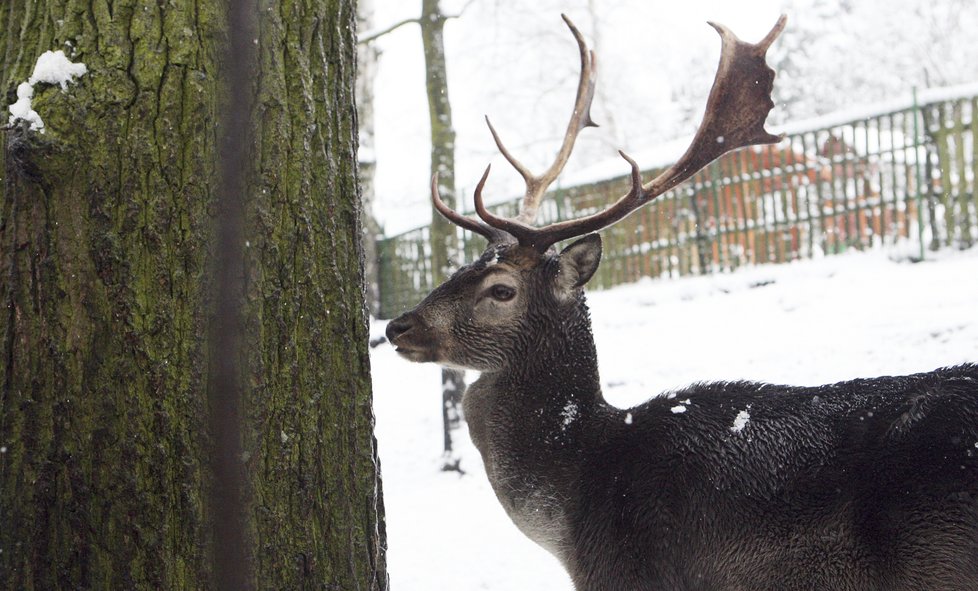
xmin=375 ymin=89 xmax=978 ymax=319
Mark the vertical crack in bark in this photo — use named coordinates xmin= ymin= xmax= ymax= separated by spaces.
xmin=0 ymin=143 xmax=21 ymax=471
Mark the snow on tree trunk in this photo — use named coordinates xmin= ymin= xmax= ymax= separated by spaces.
xmin=0 ymin=0 xmax=387 ymax=589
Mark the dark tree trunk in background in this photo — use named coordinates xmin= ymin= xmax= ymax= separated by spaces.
xmin=689 ymin=192 xmax=712 ymax=274
xmin=358 ymin=0 xmax=383 ymax=317
xmin=419 ymin=0 xmax=465 ymax=468
xmin=0 ymin=0 xmax=387 ymax=588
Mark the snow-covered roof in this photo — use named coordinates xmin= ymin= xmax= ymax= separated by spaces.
xmin=774 ymin=81 xmax=978 ymax=136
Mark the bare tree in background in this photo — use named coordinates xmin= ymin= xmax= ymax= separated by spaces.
xmin=361 ymin=0 xmax=467 ymax=471
xmin=773 ymin=0 xmax=978 ymax=121
xmin=359 ymin=0 xmax=384 ymax=317
xmin=419 ymin=0 xmax=467 ymax=472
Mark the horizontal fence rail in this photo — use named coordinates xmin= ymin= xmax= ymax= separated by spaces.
xmin=376 ymin=88 xmax=978 ymax=319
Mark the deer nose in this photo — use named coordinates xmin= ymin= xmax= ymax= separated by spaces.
xmin=386 ymin=314 xmax=417 ymax=343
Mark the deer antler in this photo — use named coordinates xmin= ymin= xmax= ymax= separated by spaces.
xmin=430 ymin=170 xmax=510 ymax=244
xmin=488 ymin=14 xmax=598 ymax=226
xmin=436 ymin=14 xmax=787 ymax=253
xmin=431 ymin=13 xmax=597 ymax=242
xmin=503 ymin=15 xmax=787 ymax=251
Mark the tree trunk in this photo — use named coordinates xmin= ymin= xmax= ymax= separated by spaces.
xmin=419 ymin=0 xmax=465 ymax=467
xmin=0 ymin=1 xmax=387 ymax=589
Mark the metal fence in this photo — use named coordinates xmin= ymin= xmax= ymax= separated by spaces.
xmin=377 ymin=87 xmax=978 ymax=319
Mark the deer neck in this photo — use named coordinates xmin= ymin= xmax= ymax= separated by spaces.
xmin=462 ymin=299 xmax=601 ymax=559
xmin=472 ymin=297 xmax=601 ymax=422
xmin=462 ymin=299 xmax=602 ymax=469
xmin=515 ymin=313 xmax=601 ymax=408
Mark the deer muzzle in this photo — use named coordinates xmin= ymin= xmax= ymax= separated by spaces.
xmin=385 ymin=312 xmax=439 ymax=363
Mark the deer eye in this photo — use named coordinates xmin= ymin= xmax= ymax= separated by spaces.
xmin=489 ymin=284 xmax=516 ymax=301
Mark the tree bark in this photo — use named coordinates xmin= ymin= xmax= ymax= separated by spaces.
xmin=0 ymin=0 xmax=387 ymax=589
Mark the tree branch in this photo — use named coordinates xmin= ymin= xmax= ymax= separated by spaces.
xmin=358 ymin=17 xmax=421 ymax=45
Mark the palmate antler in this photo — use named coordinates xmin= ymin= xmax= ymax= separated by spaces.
xmin=433 ymin=14 xmax=787 ymax=253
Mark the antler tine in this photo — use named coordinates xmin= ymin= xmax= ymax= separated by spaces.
xmin=755 ymin=14 xmax=787 ymax=52
xmin=521 ymin=15 xmax=787 ymax=252
xmin=526 ymin=15 xmax=600 ymax=213
xmin=485 ymin=116 xmax=534 ymax=185
xmin=471 ymin=165 xmax=538 ymax=246
xmin=485 ymin=14 xmax=599 ymax=227
xmin=430 ymin=172 xmax=509 ymax=244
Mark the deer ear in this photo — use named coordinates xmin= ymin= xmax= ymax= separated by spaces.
xmin=557 ymin=234 xmax=602 ymax=292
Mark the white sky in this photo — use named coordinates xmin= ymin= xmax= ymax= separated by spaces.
xmin=365 ymin=0 xmax=783 ymax=234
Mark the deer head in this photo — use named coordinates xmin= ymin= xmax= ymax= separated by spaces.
xmin=387 ymin=14 xmax=786 ymax=373
xmin=385 ymin=235 xmax=602 ymax=371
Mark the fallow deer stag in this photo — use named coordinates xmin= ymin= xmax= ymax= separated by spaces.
xmin=386 ymin=15 xmax=978 ymax=591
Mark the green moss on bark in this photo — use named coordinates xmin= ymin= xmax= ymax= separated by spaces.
xmin=1 ymin=0 xmax=386 ymax=589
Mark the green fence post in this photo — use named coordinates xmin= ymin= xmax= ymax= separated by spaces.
xmin=953 ymin=100 xmax=971 ymax=248
xmin=912 ymin=86 xmax=926 ymax=261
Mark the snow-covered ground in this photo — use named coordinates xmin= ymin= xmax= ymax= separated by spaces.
xmin=370 ymin=246 xmax=978 ymax=590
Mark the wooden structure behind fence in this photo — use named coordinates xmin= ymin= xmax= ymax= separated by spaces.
xmin=377 ymin=87 xmax=978 ymax=319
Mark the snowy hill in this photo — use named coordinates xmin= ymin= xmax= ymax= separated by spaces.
xmin=371 ymin=246 xmax=978 ymax=590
